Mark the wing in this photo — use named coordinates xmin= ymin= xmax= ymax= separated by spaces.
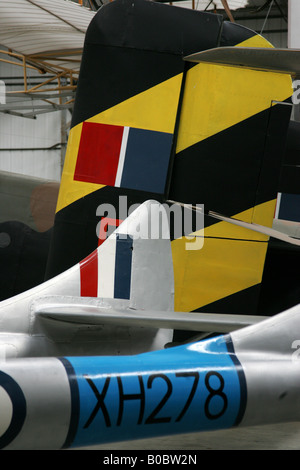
xmin=34 ymin=295 xmax=267 ymax=334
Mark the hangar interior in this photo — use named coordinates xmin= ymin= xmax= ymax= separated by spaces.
xmin=0 ymin=0 xmax=293 ymax=183
xmin=1 ymin=0 xmax=300 ymax=452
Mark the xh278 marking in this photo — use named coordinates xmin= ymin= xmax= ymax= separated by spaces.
xmin=83 ymin=370 xmax=228 ymax=428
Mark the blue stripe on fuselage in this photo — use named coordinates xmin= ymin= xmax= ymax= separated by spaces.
xmin=61 ymin=334 xmax=247 ymax=449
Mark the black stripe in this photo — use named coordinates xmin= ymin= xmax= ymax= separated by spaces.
xmin=220 ymin=21 xmax=257 ymax=47
xmin=59 ymin=358 xmax=80 ymax=449
xmin=72 ymin=0 xmax=223 ymax=127
xmin=168 ymin=104 xmax=291 ymax=223
xmin=195 ymin=284 xmax=263 ymax=316
xmin=114 ymin=234 xmax=133 ymax=299
xmin=225 ymin=335 xmax=247 ymax=427
xmin=72 ymin=45 xmax=184 ymax=128
xmin=255 ymin=101 xmax=292 ymax=205
xmin=279 ymin=166 xmax=300 ymax=194
xmin=258 ymin=239 xmax=300 ymax=315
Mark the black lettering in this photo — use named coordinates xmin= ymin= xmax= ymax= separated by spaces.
xmin=204 ymin=371 xmax=228 ymax=420
xmin=83 ymin=375 xmax=111 ymax=428
xmin=117 ymin=375 xmax=145 ymax=426
xmin=175 ymin=371 xmax=199 ymax=422
xmin=145 ymin=374 xmax=172 ymax=424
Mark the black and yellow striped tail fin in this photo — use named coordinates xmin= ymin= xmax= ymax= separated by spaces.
xmin=169 ymin=45 xmax=293 ymax=315
xmin=46 ymin=0 xmax=294 ymax=317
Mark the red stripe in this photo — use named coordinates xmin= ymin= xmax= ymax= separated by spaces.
xmin=79 ymin=250 xmax=98 ymax=297
xmin=74 ymin=122 xmax=124 ymax=186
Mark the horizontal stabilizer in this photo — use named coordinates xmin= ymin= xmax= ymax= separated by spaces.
xmin=273 ymin=219 xmax=300 ymax=239
xmin=34 ymin=296 xmax=266 ymax=333
xmin=185 ymin=47 xmax=300 ymax=76
xmin=168 ymin=200 xmax=300 ymax=247
xmin=208 ymin=210 xmax=300 ymax=246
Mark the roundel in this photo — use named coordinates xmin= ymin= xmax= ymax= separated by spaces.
xmin=0 ymin=371 xmax=26 ymax=448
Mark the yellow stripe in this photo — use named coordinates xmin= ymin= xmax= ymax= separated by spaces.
xmin=56 ymin=123 xmax=105 ymax=213
xmin=176 ymin=33 xmax=292 ymax=154
xmin=235 ymin=34 xmax=273 ymax=48
xmin=171 ymin=199 xmax=276 ymax=311
xmin=172 ymin=229 xmax=268 ymax=312
xmin=56 ymin=74 xmax=183 ymax=213
xmin=87 ymin=74 xmax=183 ymax=133
xmin=176 ymin=64 xmax=293 ymax=154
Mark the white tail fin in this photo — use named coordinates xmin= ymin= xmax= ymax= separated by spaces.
xmin=0 ymin=200 xmax=174 ymax=357
xmin=78 ymin=200 xmax=174 ymax=310
xmin=0 ymin=200 xmax=174 ymax=311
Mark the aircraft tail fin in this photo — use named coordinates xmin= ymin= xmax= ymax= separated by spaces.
xmin=0 ymin=200 xmax=174 ymax=352
xmin=79 ymin=200 xmax=174 ymax=311
xmin=46 ymin=0 xmax=296 ymax=318
xmin=45 ymin=0 xmax=224 ymax=281
xmin=168 ymin=42 xmax=294 ymax=315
